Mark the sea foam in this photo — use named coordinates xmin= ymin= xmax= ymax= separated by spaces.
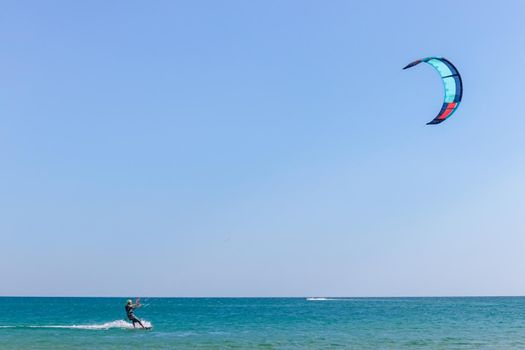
xmin=0 ymin=320 xmax=153 ymax=330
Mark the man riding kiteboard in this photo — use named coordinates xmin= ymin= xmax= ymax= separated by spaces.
xmin=125 ymin=298 xmax=145 ymax=329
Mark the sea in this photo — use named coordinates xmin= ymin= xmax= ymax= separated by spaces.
xmin=1 ymin=297 xmax=525 ymax=349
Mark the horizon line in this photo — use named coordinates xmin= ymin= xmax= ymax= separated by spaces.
xmin=1 ymin=295 xmax=525 ymax=298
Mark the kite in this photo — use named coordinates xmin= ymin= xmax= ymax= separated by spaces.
xmin=403 ymin=57 xmax=463 ymax=125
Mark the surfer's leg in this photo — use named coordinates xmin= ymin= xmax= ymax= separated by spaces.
xmin=132 ymin=316 xmax=144 ymax=329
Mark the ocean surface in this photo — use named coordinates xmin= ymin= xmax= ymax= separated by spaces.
xmin=1 ymin=297 xmax=525 ymax=349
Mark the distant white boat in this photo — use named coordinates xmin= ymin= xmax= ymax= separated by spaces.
xmin=306 ymin=297 xmax=329 ymax=301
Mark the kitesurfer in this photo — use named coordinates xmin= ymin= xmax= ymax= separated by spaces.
xmin=125 ymin=299 xmax=145 ymax=328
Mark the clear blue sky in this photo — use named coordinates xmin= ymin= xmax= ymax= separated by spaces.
xmin=1 ymin=0 xmax=524 ymax=297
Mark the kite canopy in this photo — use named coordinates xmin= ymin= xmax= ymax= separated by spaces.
xmin=403 ymin=57 xmax=463 ymax=125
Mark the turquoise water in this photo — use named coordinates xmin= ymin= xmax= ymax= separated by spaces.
xmin=2 ymin=297 xmax=525 ymax=349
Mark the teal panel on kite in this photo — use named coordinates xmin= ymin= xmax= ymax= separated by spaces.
xmin=403 ymin=57 xmax=463 ymax=125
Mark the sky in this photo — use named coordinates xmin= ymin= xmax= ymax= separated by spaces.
xmin=1 ymin=0 xmax=525 ymax=297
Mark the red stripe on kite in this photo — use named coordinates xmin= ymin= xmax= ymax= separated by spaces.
xmin=438 ymin=108 xmax=454 ymax=120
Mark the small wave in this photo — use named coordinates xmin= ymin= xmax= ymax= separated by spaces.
xmin=306 ymin=297 xmax=356 ymax=301
xmin=1 ymin=320 xmax=152 ymax=330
